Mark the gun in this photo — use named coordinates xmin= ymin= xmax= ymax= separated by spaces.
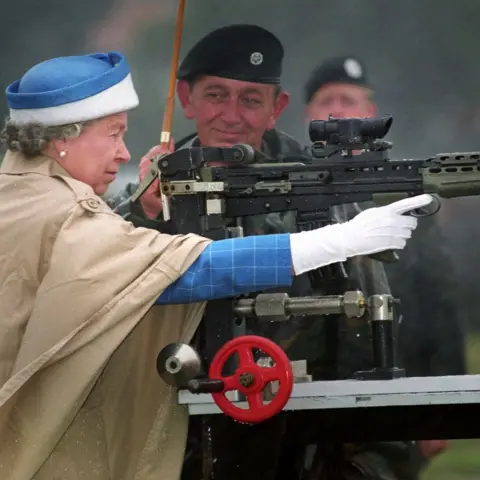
xmin=155 ymin=114 xmax=479 ymax=240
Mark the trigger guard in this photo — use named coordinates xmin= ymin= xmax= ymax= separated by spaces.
xmin=410 ymin=195 xmax=441 ymax=217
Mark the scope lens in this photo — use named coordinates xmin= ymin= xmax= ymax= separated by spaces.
xmin=360 ymin=116 xmax=392 ymax=139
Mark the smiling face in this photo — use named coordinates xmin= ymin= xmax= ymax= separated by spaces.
xmin=177 ymin=75 xmax=289 ymax=150
xmin=53 ymin=112 xmax=130 ymax=195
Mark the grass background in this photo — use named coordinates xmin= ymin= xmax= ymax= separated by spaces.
xmin=421 ymin=333 xmax=480 ymax=479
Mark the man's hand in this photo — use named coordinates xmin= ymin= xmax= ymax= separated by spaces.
xmin=139 ymin=139 xmax=174 ymax=219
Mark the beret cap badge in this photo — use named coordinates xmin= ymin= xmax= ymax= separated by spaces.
xmin=344 ymin=58 xmax=363 ymax=79
xmin=250 ymin=52 xmax=264 ymax=66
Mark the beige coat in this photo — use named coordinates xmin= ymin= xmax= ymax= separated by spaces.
xmin=0 ymin=151 xmax=210 ymax=479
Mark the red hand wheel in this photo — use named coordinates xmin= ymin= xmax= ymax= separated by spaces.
xmin=209 ymin=335 xmax=293 ymax=424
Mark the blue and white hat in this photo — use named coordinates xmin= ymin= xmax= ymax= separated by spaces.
xmin=6 ymin=51 xmax=139 ymax=126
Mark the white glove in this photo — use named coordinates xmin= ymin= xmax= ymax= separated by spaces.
xmin=290 ymin=194 xmax=433 ymax=275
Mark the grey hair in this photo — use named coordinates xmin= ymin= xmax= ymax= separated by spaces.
xmin=0 ymin=118 xmax=91 ymax=158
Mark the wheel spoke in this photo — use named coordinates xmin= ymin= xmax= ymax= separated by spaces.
xmin=247 ymin=392 xmax=264 ymax=410
xmin=221 ymin=375 xmax=238 ymax=391
xmin=262 ymin=366 xmax=282 ymax=383
xmin=236 ymin=345 xmax=255 ymax=366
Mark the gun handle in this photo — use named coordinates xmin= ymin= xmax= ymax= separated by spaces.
xmin=368 ymin=250 xmax=399 ymax=263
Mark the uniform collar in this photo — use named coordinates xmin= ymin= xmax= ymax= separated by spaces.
xmin=0 ymin=149 xmax=71 ymax=178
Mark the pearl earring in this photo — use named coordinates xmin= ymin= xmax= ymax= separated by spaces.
xmin=59 ymin=150 xmax=67 ymax=158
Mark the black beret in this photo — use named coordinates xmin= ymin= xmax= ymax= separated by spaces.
xmin=177 ymin=24 xmax=284 ymax=85
xmin=304 ymin=55 xmax=370 ymax=104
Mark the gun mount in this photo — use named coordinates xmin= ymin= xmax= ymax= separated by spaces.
xmin=157 ymin=291 xmax=401 ymax=407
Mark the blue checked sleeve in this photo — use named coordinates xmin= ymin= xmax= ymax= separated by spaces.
xmin=155 ymin=233 xmax=293 ymax=304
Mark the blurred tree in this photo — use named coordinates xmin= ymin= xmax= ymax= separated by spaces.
xmin=0 ymin=0 xmax=116 ymax=118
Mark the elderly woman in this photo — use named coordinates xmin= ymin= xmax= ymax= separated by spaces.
xmin=0 ymin=51 xmax=431 ymax=480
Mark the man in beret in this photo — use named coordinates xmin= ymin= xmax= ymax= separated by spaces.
xmin=305 ymin=55 xmax=376 ymax=122
xmin=302 ymin=55 xmax=462 ymax=479
xmin=108 ymin=24 xmax=303 ymax=222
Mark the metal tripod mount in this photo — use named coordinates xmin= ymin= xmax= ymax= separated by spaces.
xmin=180 ymin=290 xmax=404 ymax=399
xmin=232 ymin=290 xmax=404 ymax=381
